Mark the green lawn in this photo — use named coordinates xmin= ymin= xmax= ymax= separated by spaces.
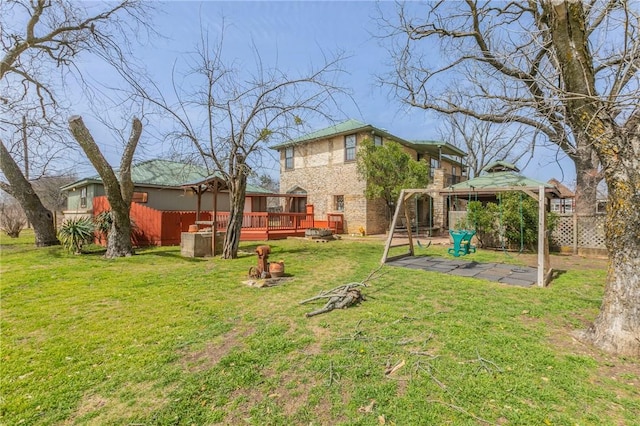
xmin=1 ymin=231 xmax=638 ymax=425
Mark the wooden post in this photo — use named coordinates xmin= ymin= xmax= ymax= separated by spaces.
xmin=404 ymin=194 xmax=415 ymax=256
xmin=382 ymin=190 xmax=406 ymax=264
xmin=572 ymin=212 xmax=578 ymax=255
xmin=195 ymin=186 xmax=202 ymax=223
xmin=212 ymin=181 xmax=218 ymax=257
xmin=537 ymin=186 xmax=549 ymax=287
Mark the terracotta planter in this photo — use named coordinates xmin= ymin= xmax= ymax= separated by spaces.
xmin=188 ymin=224 xmax=198 ymax=233
xmin=269 ymin=261 xmax=285 ymax=278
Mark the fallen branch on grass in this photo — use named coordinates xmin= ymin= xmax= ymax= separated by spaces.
xmin=299 ymin=266 xmax=385 ymax=317
xmin=301 ymin=283 xmax=366 ymax=317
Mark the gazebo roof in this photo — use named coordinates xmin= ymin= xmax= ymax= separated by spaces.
xmin=181 ymin=174 xmax=273 ymax=195
xmin=444 ymin=170 xmax=560 ymax=198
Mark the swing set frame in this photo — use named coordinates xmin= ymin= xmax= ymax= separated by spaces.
xmin=381 ymin=185 xmax=556 ymax=287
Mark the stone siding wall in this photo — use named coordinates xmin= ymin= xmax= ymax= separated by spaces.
xmin=279 ymin=132 xmax=369 ymax=234
xmin=278 ymin=133 xmax=463 ymax=235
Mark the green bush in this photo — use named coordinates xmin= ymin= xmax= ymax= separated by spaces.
xmin=58 ymin=217 xmax=95 ymax=254
xmin=466 ymin=192 xmax=558 ymax=251
xmin=466 ymin=200 xmax=499 ymax=248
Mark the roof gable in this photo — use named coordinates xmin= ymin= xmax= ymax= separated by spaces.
xmin=270 ymin=119 xmax=371 ymax=149
xmin=482 ymin=160 xmax=520 ymax=173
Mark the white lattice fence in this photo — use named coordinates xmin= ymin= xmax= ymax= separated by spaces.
xmin=577 ymin=215 xmax=606 ymax=248
xmin=552 ymin=215 xmax=574 ymax=247
xmin=551 ymin=214 xmax=606 ymax=250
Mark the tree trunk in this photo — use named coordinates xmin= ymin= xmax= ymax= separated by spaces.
xmin=68 ymin=115 xmax=141 ymax=258
xmin=0 ymin=139 xmax=59 ymax=246
xmin=545 ymin=1 xmax=640 ymax=356
xmin=107 ymin=206 xmax=133 ymax=257
xmin=582 ymin=158 xmax=640 ymax=356
xmin=572 ymin=144 xmax=601 ymax=215
xmin=223 ymin=174 xmax=248 ymax=259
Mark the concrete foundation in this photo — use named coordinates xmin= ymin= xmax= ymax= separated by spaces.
xmin=180 ymin=232 xmax=224 ymax=257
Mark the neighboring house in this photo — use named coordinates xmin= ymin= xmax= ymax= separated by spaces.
xmin=270 ymin=119 xmax=467 ymax=235
xmin=62 ymin=159 xmax=209 ymax=218
xmin=548 ymin=178 xmax=575 ymax=213
xmin=61 ymin=159 xmax=273 ymax=245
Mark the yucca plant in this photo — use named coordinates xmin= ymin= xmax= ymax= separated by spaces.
xmin=93 ymin=210 xmax=137 ymax=239
xmin=58 ymin=217 xmax=95 ymax=254
xmin=93 ymin=210 xmax=113 ymax=238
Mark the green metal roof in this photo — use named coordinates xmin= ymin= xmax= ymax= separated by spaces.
xmin=406 ymin=140 xmax=467 ymax=157
xmin=449 ymin=171 xmax=555 ymax=191
xmin=270 ymin=119 xmax=467 ymax=157
xmin=62 ymin=159 xmax=209 ymax=190
xmin=63 ymin=160 xmax=273 ymax=194
xmin=481 ymin=160 xmax=520 ymax=173
xmin=270 ymin=119 xmax=371 ymax=149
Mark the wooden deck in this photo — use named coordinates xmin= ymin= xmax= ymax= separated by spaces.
xmin=196 ymin=211 xmax=343 ymax=241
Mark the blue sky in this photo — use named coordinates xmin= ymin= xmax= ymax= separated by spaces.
xmin=74 ymin=1 xmax=574 ymax=185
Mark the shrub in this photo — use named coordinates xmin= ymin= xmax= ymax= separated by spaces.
xmin=0 ymin=202 xmax=27 ymax=238
xmin=466 ymin=200 xmax=499 ymax=248
xmin=93 ymin=210 xmax=137 ymax=238
xmin=58 ymin=217 xmax=95 ymax=254
xmin=94 ymin=210 xmax=113 ymax=238
xmin=466 ymin=192 xmax=558 ymax=251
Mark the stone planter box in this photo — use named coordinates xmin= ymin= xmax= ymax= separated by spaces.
xmin=181 ymin=231 xmax=225 ymax=257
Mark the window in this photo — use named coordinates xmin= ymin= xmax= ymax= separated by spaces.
xmin=80 ymin=187 xmax=87 ymax=208
xmin=335 ymin=195 xmax=345 ymax=211
xmin=452 ymin=166 xmax=457 ymax=176
xmin=429 ymin=158 xmax=440 ymax=178
xmin=374 ymin=135 xmax=383 ymax=146
xmin=285 ymin=147 xmax=294 ymax=170
xmin=344 ymin=134 xmax=356 ymax=162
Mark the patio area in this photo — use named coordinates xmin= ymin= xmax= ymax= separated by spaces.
xmin=385 ymin=255 xmax=538 ymax=287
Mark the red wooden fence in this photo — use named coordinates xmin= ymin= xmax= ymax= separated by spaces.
xmin=92 ymin=196 xmax=343 ymax=246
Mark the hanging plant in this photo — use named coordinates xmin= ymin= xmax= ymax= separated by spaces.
xmin=58 ymin=217 xmax=95 ymax=254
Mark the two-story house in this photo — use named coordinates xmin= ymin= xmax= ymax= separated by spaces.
xmin=271 ymin=119 xmax=467 ymax=235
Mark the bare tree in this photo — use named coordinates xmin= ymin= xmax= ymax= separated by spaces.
xmin=0 ymin=0 xmax=148 ymax=247
xmin=440 ymin=113 xmax=534 ymax=178
xmin=31 ymin=174 xmax=76 ymax=220
xmin=380 ymin=1 xmax=638 ymax=215
xmin=125 ymin=32 xmax=348 ymax=259
xmin=0 ymin=199 xmax=26 ymax=238
xmin=539 ymin=0 xmax=640 ymax=357
xmin=68 ymin=115 xmax=142 ymax=258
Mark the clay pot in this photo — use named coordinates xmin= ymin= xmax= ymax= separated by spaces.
xmin=269 ymin=261 xmax=285 ymax=278
xmin=188 ymin=224 xmax=198 ymax=233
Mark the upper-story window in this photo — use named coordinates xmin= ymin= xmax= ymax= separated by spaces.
xmin=344 ymin=134 xmax=356 ymax=162
xmin=80 ymin=187 xmax=87 ymax=208
xmin=429 ymin=158 xmax=440 ymax=178
xmin=374 ymin=135 xmax=383 ymax=146
xmin=285 ymin=147 xmax=294 ymax=170
xmin=452 ymin=166 xmax=457 ymax=176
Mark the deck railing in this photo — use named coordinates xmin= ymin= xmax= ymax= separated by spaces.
xmin=213 ymin=212 xmax=315 ymax=231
